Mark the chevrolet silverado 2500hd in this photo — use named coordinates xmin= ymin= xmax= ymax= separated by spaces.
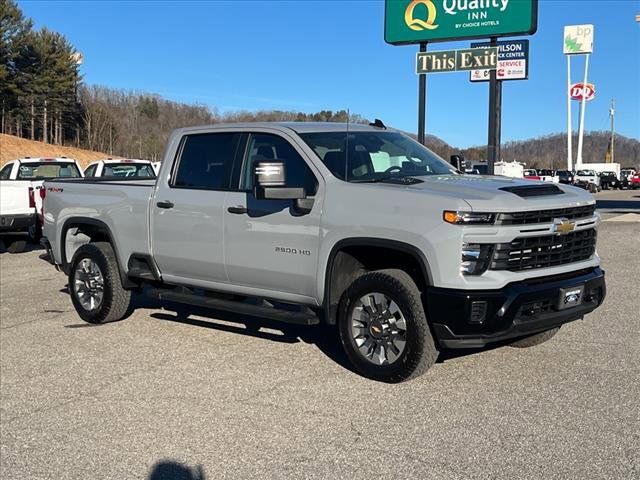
xmin=42 ymin=122 xmax=606 ymax=382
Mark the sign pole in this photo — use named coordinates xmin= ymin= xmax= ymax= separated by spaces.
xmin=486 ymin=36 xmax=500 ymax=174
xmin=418 ymin=42 xmax=427 ymax=145
xmin=566 ymin=54 xmax=573 ymax=171
xmin=576 ymin=53 xmax=590 ymax=165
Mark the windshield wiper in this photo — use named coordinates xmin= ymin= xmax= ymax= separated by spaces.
xmin=352 ymin=175 xmax=423 ymax=185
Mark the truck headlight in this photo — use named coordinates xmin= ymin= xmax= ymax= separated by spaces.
xmin=461 ymin=243 xmax=493 ymax=275
xmin=443 ymin=211 xmax=495 ymax=225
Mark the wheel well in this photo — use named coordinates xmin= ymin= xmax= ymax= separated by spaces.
xmin=324 ymin=243 xmax=430 ymax=325
xmin=62 ymin=223 xmax=111 ymax=266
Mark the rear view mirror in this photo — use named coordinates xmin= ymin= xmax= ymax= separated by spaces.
xmin=253 ymin=161 xmax=306 ymax=200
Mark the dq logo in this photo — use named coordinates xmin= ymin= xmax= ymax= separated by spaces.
xmin=404 ymin=0 xmax=439 ymax=30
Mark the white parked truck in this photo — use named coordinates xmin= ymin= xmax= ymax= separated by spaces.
xmin=494 ymin=161 xmax=525 ymax=179
xmin=41 ymin=122 xmax=606 ymax=382
xmin=0 ymin=157 xmax=82 ymax=252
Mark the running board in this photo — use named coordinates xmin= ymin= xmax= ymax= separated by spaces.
xmin=148 ymin=287 xmax=319 ymax=326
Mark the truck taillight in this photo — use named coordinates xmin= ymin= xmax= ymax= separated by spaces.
xmin=28 ymin=187 xmax=36 ymax=208
xmin=39 ymin=187 xmax=46 ymax=200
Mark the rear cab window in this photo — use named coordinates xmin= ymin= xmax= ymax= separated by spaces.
xmin=103 ymin=163 xmax=156 ymax=178
xmin=172 ymin=132 xmax=243 ymax=190
xmin=17 ymin=162 xmax=81 ymax=179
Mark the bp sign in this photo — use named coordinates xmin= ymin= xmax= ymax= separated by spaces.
xmin=385 ymin=0 xmax=538 ymax=45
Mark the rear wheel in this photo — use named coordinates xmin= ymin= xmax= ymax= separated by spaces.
xmin=510 ymin=327 xmax=560 ymax=348
xmin=69 ymin=242 xmax=132 ymax=324
xmin=337 ymin=269 xmax=438 ymax=383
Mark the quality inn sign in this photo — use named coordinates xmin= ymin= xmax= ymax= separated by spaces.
xmin=385 ymin=0 xmax=538 ymax=44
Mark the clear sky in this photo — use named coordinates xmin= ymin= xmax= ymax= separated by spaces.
xmin=18 ymin=0 xmax=640 ymax=148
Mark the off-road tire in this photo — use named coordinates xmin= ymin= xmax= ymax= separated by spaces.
xmin=69 ymin=242 xmax=132 ymax=324
xmin=337 ymin=269 xmax=438 ymax=383
xmin=7 ymin=239 xmax=27 ymax=254
xmin=510 ymin=327 xmax=560 ymax=348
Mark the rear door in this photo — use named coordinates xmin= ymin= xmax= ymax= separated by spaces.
xmin=150 ymin=131 xmax=245 ymax=284
xmin=224 ymin=131 xmax=323 ymax=299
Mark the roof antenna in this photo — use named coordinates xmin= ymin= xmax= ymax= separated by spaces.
xmin=369 ymin=118 xmax=386 ymax=129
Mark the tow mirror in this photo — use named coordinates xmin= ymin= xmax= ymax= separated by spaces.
xmin=253 ymin=161 xmax=306 ymax=200
xmin=450 ymin=154 xmax=464 ymax=171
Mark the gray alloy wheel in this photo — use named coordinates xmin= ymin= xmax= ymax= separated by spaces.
xmin=73 ymin=258 xmax=105 ymax=311
xmin=350 ymin=292 xmax=407 ymax=365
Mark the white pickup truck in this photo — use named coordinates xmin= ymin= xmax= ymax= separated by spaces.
xmin=0 ymin=157 xmax=83 ymax=252
xmin=42 ymin=122 xmax=606 ymax=382
xmin=83 ymin=158 xmax=156 ymax=178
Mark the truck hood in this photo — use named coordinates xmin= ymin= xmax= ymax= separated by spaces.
xmin=402 ymin=174 xmax=595 ymax=212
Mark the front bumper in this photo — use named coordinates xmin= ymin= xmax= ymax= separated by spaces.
xmin=427 ymin=267 xmax=606 ymax=348
xmin=0 ymin=213 xmax=36 ymax=234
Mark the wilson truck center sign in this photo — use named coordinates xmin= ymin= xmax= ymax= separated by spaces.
xmin=385 ymin=0 xmax=538 ymax=44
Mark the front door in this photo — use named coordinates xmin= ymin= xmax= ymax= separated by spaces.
xmin=224 ymin=132 xmax=323 ymax=299
xmin=151 ymin=131 xmax=244 ymax=284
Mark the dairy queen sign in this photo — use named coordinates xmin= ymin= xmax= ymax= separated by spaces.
xmin=570 ymin=82 xmax=595 ymax=102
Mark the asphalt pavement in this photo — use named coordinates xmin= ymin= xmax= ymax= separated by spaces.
xmin=1 ymin=191 xmax=639 ymax=479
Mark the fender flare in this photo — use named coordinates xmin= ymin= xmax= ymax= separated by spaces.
xmin=321 ymin=237 xmax=434 ymax=324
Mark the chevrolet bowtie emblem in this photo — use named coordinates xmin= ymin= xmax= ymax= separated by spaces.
xmin=553 ymin=218 xmax=576 ymax=235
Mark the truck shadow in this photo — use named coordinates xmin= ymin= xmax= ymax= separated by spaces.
xmin=147 ymin=460 xmax=205 ymax=480
xmin=138 ymin=294 xmax=494 ymax=375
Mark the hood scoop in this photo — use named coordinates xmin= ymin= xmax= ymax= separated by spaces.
xmin=499 ymin=185 xmax=565 ymax=198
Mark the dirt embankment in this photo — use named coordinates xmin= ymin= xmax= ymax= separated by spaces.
xmin=0 ymin=134 xmax=119 ymax=168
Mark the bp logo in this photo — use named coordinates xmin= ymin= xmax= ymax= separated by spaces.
xmin=404 ymin=0 xmax=439 ymax=31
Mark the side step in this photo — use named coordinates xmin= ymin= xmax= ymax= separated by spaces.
xmin=148 ymin=287 xmax=319 ymax=326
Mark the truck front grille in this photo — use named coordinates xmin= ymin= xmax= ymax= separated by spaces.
xmin=489 ymin=228 xmax=597 ymax=272
xmin=496 ymin=204 xmax=595 ymax=225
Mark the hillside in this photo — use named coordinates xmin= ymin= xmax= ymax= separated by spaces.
xmin=0 ymin=134 xmax=116 ymax=168
xmin=462 ymin=132 xmax=640 ymax=169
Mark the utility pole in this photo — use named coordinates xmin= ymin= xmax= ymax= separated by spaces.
xmin=609 ymin=99 xmax=615 ymax=164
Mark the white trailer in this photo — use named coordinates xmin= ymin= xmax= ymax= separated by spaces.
xmin=494 ymin=161 xmax=525 ymax=178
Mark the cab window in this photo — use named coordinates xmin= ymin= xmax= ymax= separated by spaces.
xmin=173 ymin=133 xmax=243 ymax=190
xmin=84 ymin=165 xmax=97 ymax=177
xmin=241 ymin=133 xmax=318 ymax=195
xmin=0 ymin=163 xmax=12 ymax=180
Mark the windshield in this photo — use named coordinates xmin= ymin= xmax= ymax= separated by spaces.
xmin=299 ymin=131 xmax=454 ymax=182
xmin=577 ymin=170 xmax=594 ymax=176
xmin=17 ymin=162 xmax=81 ymax=179
xmin=102 ymin=163 xmax=155 ymax=178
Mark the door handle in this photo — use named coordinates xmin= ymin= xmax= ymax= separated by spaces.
xmin=227 ymin=206 xmax=248 ymax=215
xmin=156 ymin=200 xmax=174 ymax=209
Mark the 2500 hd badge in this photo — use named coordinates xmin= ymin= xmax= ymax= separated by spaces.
xmin=275 ymin=246 xmax=312 ymax=256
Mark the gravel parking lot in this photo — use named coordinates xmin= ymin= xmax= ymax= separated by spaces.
xmin=1 ymin=192 xmax=639 ymax=480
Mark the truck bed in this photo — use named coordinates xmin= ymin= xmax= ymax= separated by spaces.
xmin=43 ymin=178 xmax=156 ymax=267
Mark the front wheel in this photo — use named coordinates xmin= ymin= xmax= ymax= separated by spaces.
xmin=69 ymin=242 xmax=132 ymax=324
xmin=337 ymin=269 xmax=438 ymax=383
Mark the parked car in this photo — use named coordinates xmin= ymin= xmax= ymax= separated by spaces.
xmin=574 ymin=169 xmax=600 ymax=193
xmin=537 ymin=169 xmax=560 ymax=183
xmin=0 ymin=157 xmax=82 ymax=253
xmin=84 ymin=159 xmax=156 ymax=178
xmin=42 ymin=122 xmax=606 ymax=382
xmin=523 ymin=169 xmax=540 ymax=181
xmin=598 ymin=171 xmax=619 ymax=190
xmin=619 ymin=168 xmax=636 ymax=189
xmin=557 ymin=170 xmax=574 ymax=185
xmin=631 ymin=172 xmax=640 ymax=190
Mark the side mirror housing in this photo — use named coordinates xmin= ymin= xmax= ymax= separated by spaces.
xmin=253 ymin=161 xmax=306 ymax=200
xmin=450 ymin=154 xmax=464 ymax=170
